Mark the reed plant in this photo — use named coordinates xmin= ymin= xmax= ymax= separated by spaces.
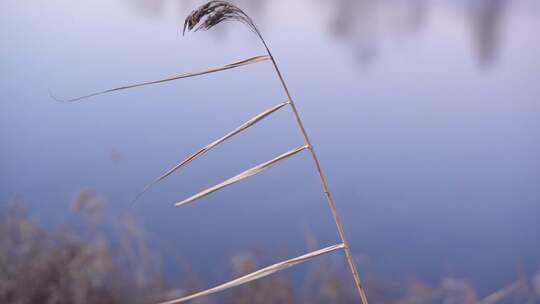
xmin=53 ymin=1 xmax=369 ymax=303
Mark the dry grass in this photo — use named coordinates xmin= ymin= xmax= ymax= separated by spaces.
xmin=53 ymin=0 xmax=370 ymax=302
xmin=158 ymin=1 xmax=370 ymax=302
xmin=156 ymin=244 xmax=344 ymax=304
xmin=1 ymin=199 xmax=538 ymax=304
xmin=0 ymin=192 xmax=164 ymax=304
xmin=175 ymin=144 xmax=308 ymax=208
xmin=49 ymin=55 xmax=270 ymax=103
xmin=133 ymin=100 xmax=290 ymax=202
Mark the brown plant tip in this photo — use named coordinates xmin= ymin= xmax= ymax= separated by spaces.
xmin=183 ymin=1 xmax=259 ymax=36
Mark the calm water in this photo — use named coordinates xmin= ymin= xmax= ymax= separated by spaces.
xmin=1 ymin=0 xmax=539 ymax=295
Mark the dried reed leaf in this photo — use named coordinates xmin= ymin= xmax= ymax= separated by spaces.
xmin=51 ymin=55 xmax=270 ymax=103
xmin=175 ymin=144 xmax=309 ymax=207
xmin=157 ymin=243 xmax=345 ymax=304
xmin=133 ymin=100 xmax=290 ymax=202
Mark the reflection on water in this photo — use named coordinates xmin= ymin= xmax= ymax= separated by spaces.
xmin=327 ymin=0 xmax=430 ymax=66
xmin=122 ymin=0 xmax=509 ymax=68
xmin=466 ymin=0 xmax=507 ymax=67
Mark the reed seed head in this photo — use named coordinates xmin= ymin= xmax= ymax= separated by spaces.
xmin=183 ymin=1 xmax=260 ymax=36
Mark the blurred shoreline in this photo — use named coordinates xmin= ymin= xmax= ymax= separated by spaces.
xmin=1 ymin=194 xmax=538 ymax=303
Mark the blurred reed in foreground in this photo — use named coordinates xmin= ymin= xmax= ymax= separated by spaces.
xmin=0 ymin=191 xmax=165 ymax=304
xmin=1 ymin=195 xmax=538 ymax=304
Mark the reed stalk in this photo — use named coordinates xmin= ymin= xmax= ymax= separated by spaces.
xmin=184 ymin=3 xmax=370 ymax=300
xmin=53 ymin=1 xmax=370 ymax=303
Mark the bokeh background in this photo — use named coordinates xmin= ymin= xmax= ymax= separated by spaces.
xmin=1 ymin=0 xmax=539 ymax=302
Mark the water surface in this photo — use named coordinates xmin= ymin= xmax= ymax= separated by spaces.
xmin=1 ymin=0 xmax=539 ymax=295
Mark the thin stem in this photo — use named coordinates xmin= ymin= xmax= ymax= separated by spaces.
xmin=259 ymin=40 xmax=369 ymax=304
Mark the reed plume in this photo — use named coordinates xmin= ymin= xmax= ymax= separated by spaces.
xmin=183 ymin=1 xmax=259 ymax=36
